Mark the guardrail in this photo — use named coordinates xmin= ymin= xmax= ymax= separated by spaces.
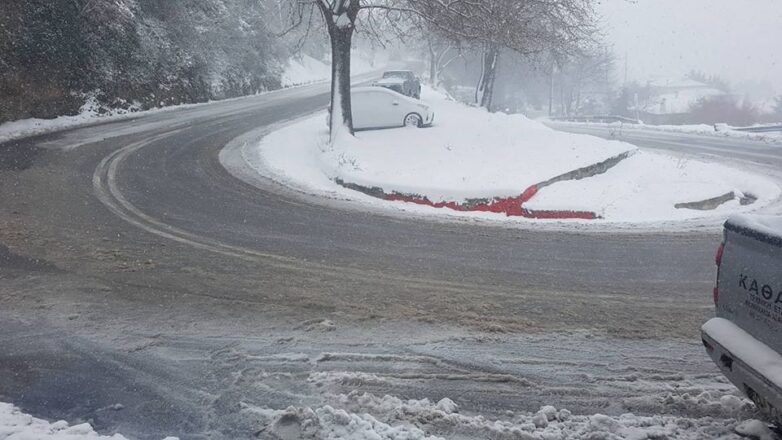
xmin=549 ymin=115 xmax=642 ymax=124
xmin=731 ymin=124 xmax=782 ymax=133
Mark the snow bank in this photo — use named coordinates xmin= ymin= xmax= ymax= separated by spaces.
xmin=259 ymin=87 xmax=635 ymax=202
xmin=246 ymin=391 xmax=774 ymax=440
xmin=0 ymin=402 xmax=178 ymax=440
xmin=550 ymin=120 xmax=782 ymax=145
xmin=0 ymin=95 xmax=145 ymax=145
xmin=527 ymin=150 xmax=781 ymax=222
xmin=250 ymin=87 xmax=779 ymax=224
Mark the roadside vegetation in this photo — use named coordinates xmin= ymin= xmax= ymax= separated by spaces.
xmin=0 ymin=0 xmax=287 ymax=123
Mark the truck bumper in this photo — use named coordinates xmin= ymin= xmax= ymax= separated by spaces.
xmin=702 ymin=317 xmax=782 ymax=423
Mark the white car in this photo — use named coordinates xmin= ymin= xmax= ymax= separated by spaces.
xmin=349 ymin=86 xmax=434 ymax=130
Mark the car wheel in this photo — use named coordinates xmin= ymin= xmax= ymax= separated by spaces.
xmin=404 ymin=113 xmax=423 ymax=128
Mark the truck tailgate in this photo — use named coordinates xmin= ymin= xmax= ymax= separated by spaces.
xmin=718 ymin=216 xmax=782 ymax=353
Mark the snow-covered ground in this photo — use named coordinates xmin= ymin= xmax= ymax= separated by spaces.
xmin=281 ymin=53 xmax=382 ymax=87
xmin=244 ymin=87 xmax=780 ymax=225
xmin=250 ymin=394 xmax=777 ymax=440
xmin=0 ymin=402 xmax=177 ymax=439
xmin=3 ymin=393 xmax=776 ymax=440
xmin=527 ymin=151 xmax=777 ymax=222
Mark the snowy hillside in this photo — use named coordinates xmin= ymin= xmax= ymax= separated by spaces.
xmin=0 ymin=1 xmax=287 ymax=123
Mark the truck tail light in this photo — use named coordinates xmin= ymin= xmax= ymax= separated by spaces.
xmin=713 ymin=242 xmax=725 ymax=305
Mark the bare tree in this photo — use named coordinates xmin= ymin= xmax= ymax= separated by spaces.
xmin=280 ymin=0 xmax=409 ymax=140
xmin=426 ymin=41 xmax=462 ymax=87
xmin=554 ymin=46 xmax=615 ymax=116
xmin=406 ymin=0 xmax=599 ymax=111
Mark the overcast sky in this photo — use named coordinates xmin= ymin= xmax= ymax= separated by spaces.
xmin=599 ymin=0 xmax=782 ymax=93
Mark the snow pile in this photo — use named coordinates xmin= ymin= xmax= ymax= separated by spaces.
xmin=244 ymin=404 xmax=442 ymax=440
xmin=247 ymin=391 xmax=777 ymax=440
xmin=736 ymin=419 xmax=779 ymax=440
xmin=526 ymin=151 xmax=780 ymax=222
xmin=0 ymin=95 xmax=143 ymax=145
xmin=259 ymin=87 xmax=635 ymax=202
xmin=250 ymin=87 xmax=780 ymax=224
xmin=0 ymin=402 xmax=178 ymax=440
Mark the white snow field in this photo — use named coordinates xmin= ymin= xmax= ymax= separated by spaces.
xmin=249 ymin=87 xmax=780 ymax=225
xmin=0 ymin=402 xmax=178 ymax=440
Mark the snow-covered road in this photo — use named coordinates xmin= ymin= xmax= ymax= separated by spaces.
xmin=2 ymin=78 xmax=782 ymax=439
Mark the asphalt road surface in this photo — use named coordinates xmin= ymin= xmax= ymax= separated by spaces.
xmin=1 ymin=84 xmax=781 ymax=439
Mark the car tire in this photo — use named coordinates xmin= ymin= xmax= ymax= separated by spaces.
xmin=403 ymin=113 xmax=423 ymax=128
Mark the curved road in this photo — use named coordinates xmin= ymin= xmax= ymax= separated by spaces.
xmin=1 ymin=83 xmax=781 ymax=438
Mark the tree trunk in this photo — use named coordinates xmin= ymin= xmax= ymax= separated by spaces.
xmin=548 ymin=66 xmax=555 ymax=117
xmin=327 ymin=24 xmax=354 ymax=140
xmin=428 ymin=42 xmax=437 ymax=86
xmin=476 ymin=45 xmax=500 ymax=111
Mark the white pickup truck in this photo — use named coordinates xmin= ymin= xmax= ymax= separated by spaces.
xmin=702 ymin=214 xmax=782 ymax=423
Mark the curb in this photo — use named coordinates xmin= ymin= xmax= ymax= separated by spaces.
xmin=336 ymin=180 xmax=598 ymax=220
xmin=334 ymin=151 xmax=635 ymax=220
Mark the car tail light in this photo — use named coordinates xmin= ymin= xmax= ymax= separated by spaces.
xmin=713 ymin=242 xmax=725 ymax=305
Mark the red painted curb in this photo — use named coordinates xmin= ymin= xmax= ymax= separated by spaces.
xmin=344 ymin=182 xmax=598 ymax=220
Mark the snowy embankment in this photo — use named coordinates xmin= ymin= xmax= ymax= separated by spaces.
xmin=248 ymin=87 xmax=780 ymax=224
xmin=0 ymin=54 xmax=377 ymax=145
xmin=0 ymin=402 xmax=177 ymax=440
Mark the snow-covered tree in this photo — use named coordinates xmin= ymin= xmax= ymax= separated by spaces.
xmin=1 ymin=0 xmax=284 ymax=122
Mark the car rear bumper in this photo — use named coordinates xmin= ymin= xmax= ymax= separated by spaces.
xmin=702 ymin=317 xmax=782 ymax=422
